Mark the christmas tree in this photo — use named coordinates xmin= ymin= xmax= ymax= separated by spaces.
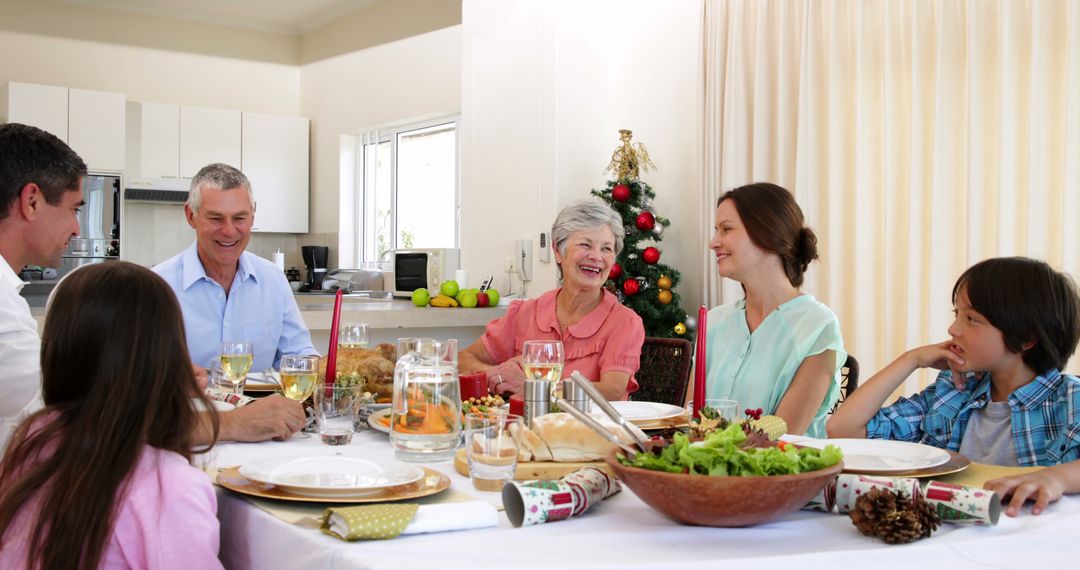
xmin=590 ymin=130 xmax=691 ymax=339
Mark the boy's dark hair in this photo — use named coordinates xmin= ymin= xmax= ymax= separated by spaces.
xmin=954 ymin=257 xmax=1080 ymax=374
xmin=0 ymin=122 xmax=87 ymax=221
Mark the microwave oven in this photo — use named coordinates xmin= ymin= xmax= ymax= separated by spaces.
xmin=390 ymin=248 xmax=461 ymax=297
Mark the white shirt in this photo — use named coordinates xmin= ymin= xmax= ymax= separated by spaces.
xmin=0 ymin=254 xmax=43 ymax=453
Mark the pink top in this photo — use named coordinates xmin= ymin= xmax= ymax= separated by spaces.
xmin=481 ymin=288 xmax=645 ymax=398
xmin=1 ymin=438 xmax=223 ymax=569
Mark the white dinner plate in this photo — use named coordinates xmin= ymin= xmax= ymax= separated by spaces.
xmin=238 ymin=456 xmax=425 ymax=498
xmin=368 ymin=408 xmax=392 ymax=434
xmin=797 ymin=438 xmax=951 ymax=473
xmin=593 ymin=401 xmax=685 ymax=422
xmin=192 ymin=398 xmax=235 ymax=412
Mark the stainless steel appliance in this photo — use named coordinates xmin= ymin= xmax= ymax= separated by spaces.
xmin=59 ymin=173 xmax=121 ymax=278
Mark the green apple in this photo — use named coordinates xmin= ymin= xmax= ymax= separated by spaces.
xmin=458 ymin=291 xmax=478 ymax=308
xmin=411 ymin=288 xmax=431 ymax=307
xmin=440 ymin=280 xmax=459 ymax=298
xmin=485 ymin=288 xmax=500 ymax=306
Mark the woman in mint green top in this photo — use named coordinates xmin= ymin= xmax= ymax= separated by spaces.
xmin=703 ymin=183 xmax=846 ymax=438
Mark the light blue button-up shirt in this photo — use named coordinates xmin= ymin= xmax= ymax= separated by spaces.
xmin=153 ymin=242 xmax=318 ymax=371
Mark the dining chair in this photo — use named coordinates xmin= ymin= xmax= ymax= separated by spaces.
xmin=629 ymin=337 xmax=694 ymax=405
xmin=830 ymin=354 xmax=860 ymax=413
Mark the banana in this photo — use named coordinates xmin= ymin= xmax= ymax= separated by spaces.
xmin=430 ymin=294 xmax=459 ymax=307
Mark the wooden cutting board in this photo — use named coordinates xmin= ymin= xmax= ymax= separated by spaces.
xmin=453 ymin=449 xmax=612 ymax=481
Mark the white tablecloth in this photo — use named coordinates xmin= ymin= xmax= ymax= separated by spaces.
xmin=207 ymin=430 xmax=1078 ymax=569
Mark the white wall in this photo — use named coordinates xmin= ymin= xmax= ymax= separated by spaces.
xmin=299 ymin=26 xmax=462 ymax=268
xmin=460 ymin=0 xmax=704 ymax=309
xmin=0 ymin=30 xmax=298 ymax=114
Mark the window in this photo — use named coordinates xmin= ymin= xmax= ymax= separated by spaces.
xmin=357 ymin=118 xmax=459 ymax=263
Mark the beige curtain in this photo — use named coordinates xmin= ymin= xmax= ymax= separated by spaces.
xmin=702 ymin=0 xmax=1080 ymax=394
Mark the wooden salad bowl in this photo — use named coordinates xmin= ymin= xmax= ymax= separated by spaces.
xmin=604 ymin=448 xmax=843 ymax=527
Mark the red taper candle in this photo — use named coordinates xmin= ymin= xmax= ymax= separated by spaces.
xmin=324 ymin=289 xmax=344 ymax=385
xmin=692 ymin=305 xmax=708 ymax=419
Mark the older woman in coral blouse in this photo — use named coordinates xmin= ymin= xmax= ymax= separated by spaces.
xmin=459 ymin=198 xmax=645 ymax=400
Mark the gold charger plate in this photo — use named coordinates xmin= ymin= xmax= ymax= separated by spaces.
xmin=216 ymin=465 xmax=450 ymax=503
xmin=843 ymin=450 xmax=971 ymax=478
xmin=244 ymin=383 xmax=279 ymax=393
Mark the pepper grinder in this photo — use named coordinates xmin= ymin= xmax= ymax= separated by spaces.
xmin=524 ymin=379 xmax=552 ymax=428
xmin=561 ymin=379 xmax=590 ymax=414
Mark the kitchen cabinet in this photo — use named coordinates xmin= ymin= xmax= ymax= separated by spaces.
xmin=69 ymin=88 xmax=125 ymax=172
xmin=3 ymin=82 xmax=125 ymax=172
xmin=2 ymin=82 xmax=68 ymax=141
xmin=242 ymin=112 xmax=309 ymax=233
xmin=180 ymin=106 xmax=241 ymax=178
xmin=126 ymin=101 xmax=180 ymax=179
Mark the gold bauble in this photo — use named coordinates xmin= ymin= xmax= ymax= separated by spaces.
xmin=657 ymin=275 xmax=672 ymax=290
xmin=674 ymin=322 xmax=687 ymax=335
xmin=658 ymin=289 xmax=673 ymax=305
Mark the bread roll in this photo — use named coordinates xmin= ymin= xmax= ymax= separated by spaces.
xmin=530 ymin=413 xmax=617 ymax=462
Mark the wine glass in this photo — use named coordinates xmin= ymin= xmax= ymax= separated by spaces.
xmin=219 ymin=341 xmax=253 ymax=395
xmin=280 ymin=354 xmax=319 ymax=439
xmin=521 ymin=340 xmax=564 ymax=383
xmin=339 ymin=323 xmax=370 ymax=349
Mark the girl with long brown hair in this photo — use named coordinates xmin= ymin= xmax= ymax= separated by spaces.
xmin=702 ymin=182 xmax=847 ymax=437
xmin=0 ymin=262 xmax=223 ymax=569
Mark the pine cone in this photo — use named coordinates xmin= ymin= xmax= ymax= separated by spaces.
xmin=850 ymin=488 xmax=940 ymax=544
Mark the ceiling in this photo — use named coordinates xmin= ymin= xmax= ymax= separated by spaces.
xmin=59 ymin=0 xmax=380 ymax=35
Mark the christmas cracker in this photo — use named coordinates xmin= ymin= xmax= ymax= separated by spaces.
xmin=802 ymin=474 xmax=1000 ymax=526
xmin=502 ymin=466 xmax=621 ymax=527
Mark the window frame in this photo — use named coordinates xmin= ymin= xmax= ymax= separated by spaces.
xmin=355 ymin=115 xmax=461 ymax=265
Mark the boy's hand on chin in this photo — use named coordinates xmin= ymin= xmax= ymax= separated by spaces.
xmin=906 ymin=341 xmax=982 ymax=390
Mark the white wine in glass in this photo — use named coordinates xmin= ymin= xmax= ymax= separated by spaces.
xmin=280 ymin=355 xmax=319 ymax=402
xmin=521 ymin=340 xmax=565 ymax=382
xmin=219 ymin=341 xmax=253 ymax=394
xmin=338 ymin=323 xmax=370 ymax=349
xmin=522 ymin=363 xmax=564 ymax=383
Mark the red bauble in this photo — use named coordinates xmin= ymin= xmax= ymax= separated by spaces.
xmin=612 ymin=184 xmax=631 ymax=202
xmin=642 ymin=246 xmax=660 ymax=264
xmin=635 ymin=211 xmax=656 ymax=231
xmin=608 ymin=262 xmax=623 ymax=281
xmin=622 ymin=278 xmax=640 ymax=296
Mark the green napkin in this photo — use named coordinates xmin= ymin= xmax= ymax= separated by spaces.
xmin=321 ymin=504 xmax=420 ymax=540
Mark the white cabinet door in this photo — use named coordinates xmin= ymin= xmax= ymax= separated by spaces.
xmin=179 ymin=106 xmax=241 ymax=178
xmin=126 ymin=101 xmax=180 ymax=179
xmin=3 ymin=82 xmax=68 ymax=142
xmin=242 ymin=112 xmax=309 ymax=233
xmin=69 ymin=88 xmax=125 ymax=172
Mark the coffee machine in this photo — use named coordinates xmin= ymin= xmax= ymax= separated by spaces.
xmin=301 ymin=246 xmax=329 ymax=290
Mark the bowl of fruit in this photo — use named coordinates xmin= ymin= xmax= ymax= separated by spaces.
xmin=605 ymin=423 xmax=843 ymax=527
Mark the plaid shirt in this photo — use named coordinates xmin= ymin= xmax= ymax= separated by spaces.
xmin=865 ymin=369 xmax=1080 ymax=466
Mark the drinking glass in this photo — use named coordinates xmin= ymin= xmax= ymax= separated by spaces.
xmin=280 ymin=355 xmax=319 ymax=402
xmin=207 ymin=358 xmax=227 ymax=393
xmin=464 ymin=412 xmax=522 ymax=492
xmin=338 ymin=323 xmax=370 ymax=349
xmin=280 ymin=355 xmax=319 ymax=439
xmin=521 ymin=340 xmax=564 ymax=383
xmin=219 ymin=341 xmax=253 ymax=394
xmin=314 ymin=384 xmax=360 ymax=445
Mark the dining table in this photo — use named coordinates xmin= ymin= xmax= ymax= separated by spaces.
xmin=207 ymin=426 xmax=1079 ymax=569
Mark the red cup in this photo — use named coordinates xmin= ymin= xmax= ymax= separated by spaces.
xmin=509 ymin=393 xmax=525 ymax=416
xmin=459 ymin=371 xmax=488 ymax=400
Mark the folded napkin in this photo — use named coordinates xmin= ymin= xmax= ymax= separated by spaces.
xmin=322 ymin=501 xmax=498 ymax=541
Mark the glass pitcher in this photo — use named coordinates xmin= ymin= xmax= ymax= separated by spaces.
xmin=390 ymin=338 xmax=461 ymax=462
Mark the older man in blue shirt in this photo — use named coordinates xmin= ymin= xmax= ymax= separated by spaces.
xmin=155 ymin=163 xmax=314 ymax=441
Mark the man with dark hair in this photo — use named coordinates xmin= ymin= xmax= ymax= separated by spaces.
xmin=0 ymin=123 xmax=86 ymax=451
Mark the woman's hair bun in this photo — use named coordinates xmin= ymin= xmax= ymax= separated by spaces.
xmin=796 ymin=227 xmax=819 ymax=267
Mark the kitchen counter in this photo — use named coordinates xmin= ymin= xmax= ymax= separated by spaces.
xmin=294 ymin=297 xmax=507 ymax=331
xmin=29 ymin=296 xmax=508 ymax=347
